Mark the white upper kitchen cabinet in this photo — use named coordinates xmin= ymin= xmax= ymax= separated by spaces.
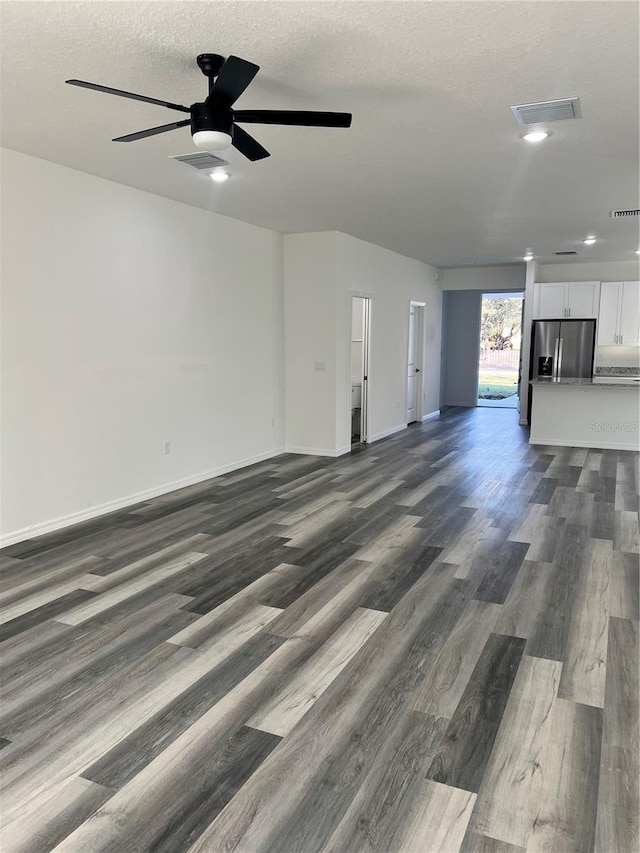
xmin=598 ymin=282 xmax=620 ymax=345
xmin=535 ymin=283 xmax=567 ymax=319
xmin=620 ymin=282 xmax=640 ymax=345
xmin=568 ymin=282 xmax=601 ymax=318
xmin=533 ymin=281 xmax=601 ymax=319
xmin=598 ymin=281 xmax=640 ymax=346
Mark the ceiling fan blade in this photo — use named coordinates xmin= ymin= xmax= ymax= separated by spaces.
xmin=207 ymin=55 xmax=259 ymax=107
xmin=233 ymin=110 xmax=352 ymax=128
xmin=113 ymin=119 xmax=191 ymax=142
xmin=231 ymin=124 xmax=270 ymax=161
xmin=66 ymin=79 xmax=191 ymax=113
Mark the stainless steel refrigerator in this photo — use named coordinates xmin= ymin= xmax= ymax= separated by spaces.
xmin=530 ymin=319 xmax=596 ymax=381
xmin=527 ymin=319 xmax=596 ymax=424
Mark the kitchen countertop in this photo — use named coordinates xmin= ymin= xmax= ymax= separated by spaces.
xmin=530 ymin=376 xmax=640 ymax=388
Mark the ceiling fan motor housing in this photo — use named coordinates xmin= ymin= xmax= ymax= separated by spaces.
xmin=190 ymin=102 xmax=233 ymax=136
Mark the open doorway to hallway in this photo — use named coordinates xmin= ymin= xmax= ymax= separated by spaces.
xmin=406 ymin=303 xmax=425 ymax=425
xmin=477 ymin=292 xmax=524 ymax=409
xmin=351 ymin=296 xmax=371 ymax=444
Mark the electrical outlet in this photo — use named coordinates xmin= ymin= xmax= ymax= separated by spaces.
xmin=163 ymin=440 xmax=171 ymax=454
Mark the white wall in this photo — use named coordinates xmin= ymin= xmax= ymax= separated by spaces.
xmin=1 ymin=148 xmax=284 ymax=543
xmin=283 ymin=232 xmax=442 ymax=455
xmin=440 ymin=265 xmax=525 ymax=291
xmin=536 ymin=260 xmax=640 ymax=283
xmin=335 ymin=232 xmax=442 ymax=447
xmin=283 ymin=232 xmax=338 ymax=454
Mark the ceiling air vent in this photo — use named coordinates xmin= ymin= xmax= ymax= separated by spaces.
xmin=555 ymin=251 xmax=577 ymax=256
xmin=610 ymin=209 xmax=640 ymax=218
xmin=511 ymin=98 xmax=581 ymax=126
xmin=169 ymin=152 xmax=229 ymax=171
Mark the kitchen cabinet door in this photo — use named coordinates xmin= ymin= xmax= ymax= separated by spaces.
xmin=566 ymin=281 xmax=600 ymax=319
xmin=536 ymin=283 xmax=568 ymax=318
xmin=619 ymin=281 xmax=640 ymax=345
xmin=597 ymin=282 xmax=621 ymax=346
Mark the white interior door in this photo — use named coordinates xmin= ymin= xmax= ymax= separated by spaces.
xmin=407 ymin=306 xmax=418 ymax=423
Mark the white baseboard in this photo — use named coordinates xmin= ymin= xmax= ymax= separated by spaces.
xmin=368 ymin=423 xmax=408 ymax=443
xmin=285 ymin=445 xmax=351 ymax=458
xmin=0 ymin=447 xmax=285 ymax=548
xmin=335 ymin=445 xmax=352 ymax=456
xmin=421 ymin=410 xmax=440 ymax=423
xmin=530 ymin=437 xmax=640 ymax=452
xmin=519 ymin=418 xmax=529 ymax=426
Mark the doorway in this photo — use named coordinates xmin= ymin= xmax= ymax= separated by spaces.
xmin=477 ymin=292 xmax=524 ymax=409
xmin=407 ymin=303 xmax=424 ymax=424
xmin=351 ymin=296 xmax=371 ymax=444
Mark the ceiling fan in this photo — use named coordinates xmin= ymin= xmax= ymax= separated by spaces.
xmin=66 ymin=53 xmax=352 ymax=161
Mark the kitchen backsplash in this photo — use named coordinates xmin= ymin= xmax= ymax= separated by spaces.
xmin=595 ymin=365 xmax=640 ymax=376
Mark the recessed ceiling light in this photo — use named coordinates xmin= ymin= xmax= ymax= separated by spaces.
xmin=636 ymin=249 xmax=640 ymax=255
xmin=523 ymin=252 xmax=534 ymax=261
xmin=210 ymin=171 xmax=229 ymax=183
xmin=583 ymin=236 xmax=597 ymax=245
xmin=522 ymin=130 xmax=550 ymax=143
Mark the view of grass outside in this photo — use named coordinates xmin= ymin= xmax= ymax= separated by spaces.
xmin=478 ymin=295 xmax=523 ymax=406
xmin=478 ymin=368 xmax=518 ymax=400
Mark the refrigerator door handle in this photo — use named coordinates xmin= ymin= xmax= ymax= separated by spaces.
xmin=557 ymin=337 xmax=564 ymax=378
xmin=553 ymin=337 xmax=560 ymax=379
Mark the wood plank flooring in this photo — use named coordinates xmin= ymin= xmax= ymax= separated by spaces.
xmin=1 ymin=407 xmax=638 ymax=852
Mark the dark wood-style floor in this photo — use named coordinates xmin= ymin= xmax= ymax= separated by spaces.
xmin=1 ymin=408 xmax=638 ymax=853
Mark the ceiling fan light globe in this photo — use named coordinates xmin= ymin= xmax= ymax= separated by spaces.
xmin=192 ymin=130 xmax=232 ymax=152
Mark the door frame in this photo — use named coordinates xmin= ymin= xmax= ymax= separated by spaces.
xmin=350 ymin=293 xmax=373 ymax=444
xmin=408 ymin=301 xmax=426 ymax=423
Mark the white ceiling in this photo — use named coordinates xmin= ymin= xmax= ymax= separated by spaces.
xmin=1 ymin=0 xmax=638 ymax=268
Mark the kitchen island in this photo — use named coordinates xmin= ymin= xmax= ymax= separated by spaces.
xmin=529 ymin=377 xmax=640 ymax=451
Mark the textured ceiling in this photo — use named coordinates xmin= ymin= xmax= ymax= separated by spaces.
xmin=1 ymin=0 xmax=639 ymax=267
